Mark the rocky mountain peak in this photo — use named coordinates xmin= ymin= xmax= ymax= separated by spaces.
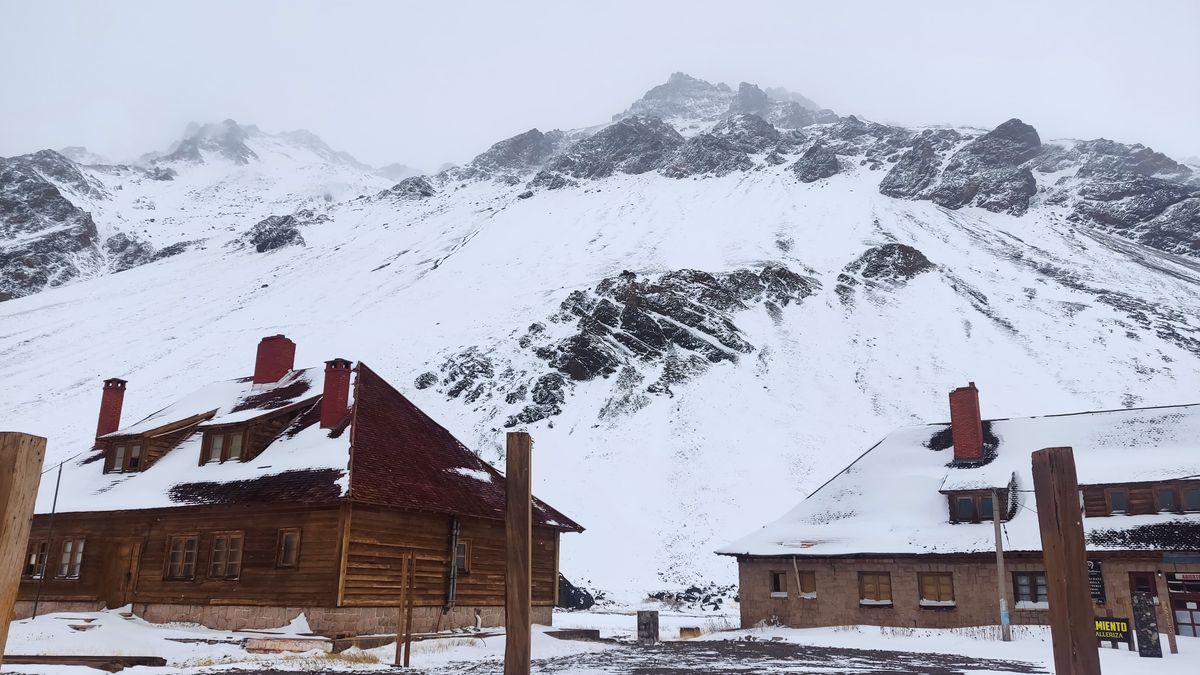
xmin=728 ymin=82 xmax=772 ymax=117
xmin=531 ymin=116 xmax=684 ymax=188
xmin=467 ymin=128 xmax=567 ymax=178
xmin=984 ymin=118 xmax=1041 ymax=150
xmin=162 ymin=119 xmax=257 ymax=165
xmin=616 ymin=73 xmax=735 ymax=122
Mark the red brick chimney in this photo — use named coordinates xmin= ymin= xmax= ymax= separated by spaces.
xmin=949 ymin=382 xmax=984 ymax=463
xmin=321 ymin=358 xmax=352 ymax=429
xmin=253 ymin=335 xmax=296 ymax=384
xmin=96 ymin=378 xmax=127 ymax=440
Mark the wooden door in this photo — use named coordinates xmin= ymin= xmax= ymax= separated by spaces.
xmin=102 ymin=540 xmax=142 ymax=609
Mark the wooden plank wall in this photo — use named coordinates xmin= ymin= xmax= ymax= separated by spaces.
xmin=18 ymin=503 xmax=342 ymax=607
xmin=1081 ymin=486 xmax=1154 ymax=517
xmin=342 ymin=504 xmax=560 ymax=608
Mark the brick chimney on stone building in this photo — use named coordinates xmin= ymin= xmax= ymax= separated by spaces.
xmin=321 ymin=358 xmax=353 ymax=429
xmin=95 ymin=378 xmax=127 ymax=441
xmin=253 ymin=335 xmax=296 ymax=384
xmin=949 ymin=382 xmax=984 ymax=463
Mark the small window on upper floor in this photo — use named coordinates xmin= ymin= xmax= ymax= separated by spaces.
xmin=57 ymin=538 xmax=85 ymax=579
xmin=455 ymin=540 xmax=471 ymax=575
xmin=107 ymin=444 xmax=143 ymax=474
xmin=769 ymin=571 xmax=787 ymax=598
xmin=1107 ymin=489 xmax=1128 ymax=515
xmin=23 ymin=541 xmax=48 ymax=579
xmin=1185 ymin=486 xmax=1200 ymax=513
xmin=276 ymin=528 xmax=301 ymax=568
xmin=1156 ymin=488 xmax=1177 ymax=513
xmin=202 ymin=429 xmax=247 ymax=464
xmin=949 ymin=492 xmax=1000 ymax=523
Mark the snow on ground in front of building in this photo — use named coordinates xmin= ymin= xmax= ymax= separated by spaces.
xmin=6 ymin=606 xmax=1197 ymax=674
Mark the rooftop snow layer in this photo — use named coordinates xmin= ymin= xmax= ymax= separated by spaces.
xmin=718 ymin=403 xmax=1200 ymax=557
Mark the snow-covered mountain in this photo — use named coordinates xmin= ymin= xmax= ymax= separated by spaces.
xmin=3 ymin=73 xmax=1200 ymax=600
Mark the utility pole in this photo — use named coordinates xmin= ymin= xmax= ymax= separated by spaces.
xmin=504 ymin=432 xmax=532 ymax=675
xmin=993 ymin=488 xmax=1012 ymax=641
xmin=1032 ymin=447 xmax=1101 ymax=675
xmin=0 ymin=432 xmax=48 ymax=666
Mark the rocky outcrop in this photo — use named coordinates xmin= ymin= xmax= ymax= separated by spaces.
xmin=727 ymin=82 xmax=772 ymax=118
xmin=709 ymin=114 xmax=783 ymax=153
xmin=0 ymin=152 xmax=102 ymax=301
xmin=879 ymin=139 xmax=941 ymax=198
xmin=103 ymin=233 xmax=156 ymax=272
xmin=530 ymin=116 xmax=684 ymax=188
xmin=376 ymin=176 xmax=436 ymax=200
xmin=835 ymin=244 xmax=934 ymax=304
xmin=928 ymin=118 xmax=1041 ymax=215
xmin=660 ymin=135 xmax=752 ymax=178
xmin=791 ymin=143 xmax=839 ymax=182
xmin=234 ymin=211 xmax=328 ymax=253
xmin=464 ymin=128 xmax=567 ymax=179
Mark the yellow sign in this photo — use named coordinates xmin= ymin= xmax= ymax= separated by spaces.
xmin=1094 ymin=618 xmax=1130 ymax=640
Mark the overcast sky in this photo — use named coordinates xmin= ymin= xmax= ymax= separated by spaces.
xmin=1 ymin=0 xmax=1197 ymax=170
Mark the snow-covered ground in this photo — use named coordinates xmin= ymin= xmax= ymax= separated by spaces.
xmin=4 ymin=607 xmax=1196 ymax=673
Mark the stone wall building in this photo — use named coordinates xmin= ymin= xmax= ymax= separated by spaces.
xmin=719 ymin=384 xmax=1200 ymax=638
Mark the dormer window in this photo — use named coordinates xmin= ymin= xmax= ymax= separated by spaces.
xmin=1107 ymin=489 xmax=1128 ymax=515
xmin=202 ymin=429 xmax=246 ymax=464
xmin=947 ymin=490 xmax=1003 ymax=523
xmin=107 ymin=443 xmax=143 ymax=474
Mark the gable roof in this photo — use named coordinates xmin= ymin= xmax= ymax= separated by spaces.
xmin=37 ymin=361 xmax=583 ymax=533
xmin=348 ymin=364 xmax=582 ymax=532
xmin=717 ymin=402 xmax=1200 ymax=559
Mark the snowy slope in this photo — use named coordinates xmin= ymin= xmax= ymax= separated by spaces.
xmin=3 ymin=74 xmax=1200 ymax=601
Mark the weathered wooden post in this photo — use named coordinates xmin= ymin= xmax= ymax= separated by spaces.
xmin=403 ymin=550 xmax=415 ymax=667
xmin=393 ymin=552 xmax=410 ymax=667
xmin=504 ymin=432 xmax=532 ymax=675
xmin=1032 ymin=447 xmax=1101 ymax=675
xmin=0 ymin=433 xmax=47 ymax=666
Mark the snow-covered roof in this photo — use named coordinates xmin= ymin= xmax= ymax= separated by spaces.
xmin=101 ymin=368 xmax=320 ymax=437
xmin=718 ymin=403 xmax=1200 ymax=558
xmin=37 ymin=368 xmax=344 ymax=514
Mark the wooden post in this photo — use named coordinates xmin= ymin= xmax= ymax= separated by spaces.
xmin=993 ymin=488 xmax=1012 ymax=641
xmin=504 ymin=432 xmax=532 ymax=675
xmin=0 ymin=433 xmax=48 ymax=666
xmin=403 ymin=550 xmax=414 ymax=668
xmin=1032 ymin=447 xmax=1101 ymax=675
xmin=393 ymin=552 xmax=409 ymax=667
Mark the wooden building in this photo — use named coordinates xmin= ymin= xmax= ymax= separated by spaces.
xmin=15 ymin=335 xmax=582 ymax=636
xmin=719 ymin=384 xmax=1200 ymax=638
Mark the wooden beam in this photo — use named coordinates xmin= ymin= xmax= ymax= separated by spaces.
xmin=393 ymin=552 xmax=409 ymax=667
xmin=403 ymin=550 xmax=414 ymax=668
xmin=0 ymin=432 xmax=47 ymax=666
xmin=1031 ymin=447 xmax=1100 ymax=675
xmin=504 ymin=432 xmax=532 ymax=675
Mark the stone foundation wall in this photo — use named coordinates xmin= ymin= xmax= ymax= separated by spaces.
xmin=13 ymin=600 xmax=105 ymax=619
xmin=133 ymin=603 xmax=552 ymax=637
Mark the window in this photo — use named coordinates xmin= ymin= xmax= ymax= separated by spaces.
xmin=206 ymin=434 xmax=223 ymax=463
xmin=1014 ymin=572 xmax=1048 ymax=608
xmin=1183 ymin=487 xmax=1200 ymax=513
xmin=166 ymin=535 xmax=198 ymax=580
xmin=128 ymin=445 xmax=141 ymax=470
xmin=1107 ymin=489 xmax=1128 ymax=515
xmin=797 ymin=571 xmax=817 ymax=599
xmin=209 ymin=533 xmax=244 ymax=579
xmin=276 ymin=528 xmax=301 ymax=568
xmin=228 ymin=432 xmax=243 ymax=461
xmin=1155 ymin=488 xmax=1177 ymax=513
xmin=859 ymin=572 xmax=892 ymax=606
xmin=23 ymin=541 xmax=48 ymax=579
xmin=919 ymin=572 xmax=955 ymax=607
xmin=57 ymin=538 xmax=85 ymax=579
xmin=112 ymin=446 xmax=126 ymax=472
xmin=949 ymin=492 xmax=1000 ymax=522
xmin=769 ymin=571 xmax=787 ymax=598
xmin=455 ymin=541 xmax=470 ymax=575
xmin=956 ymin=497 xmax=976 ymax=521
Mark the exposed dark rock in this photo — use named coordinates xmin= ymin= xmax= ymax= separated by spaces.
xmin=929 ymin=118 xmax=1041 ymax=215
xmin=557 ymin=574 xmax=596 ymax=610
xmin=103 ymin=232 xmax=156 ymax=272
xmin=376 ymin=175 xmax=436 ymax=200
xmin=505 ymin=373 xmax=567 ymax=427
xmin=241 ymin=215 xmax=305 ymax=252
xmin=530 ymin=116 xmax=684 ymax=188
xmin=846 ymin=243 xmax=934 ymax=282
xmin=879 ymin=139 xmax=941 ymax=198
xmin=150 ymin=240 xmax=198 ymax=261
xmin=413 ymin=371 xmax=438 ymax=389
xmin=709 ymin=114 xmax=782 ymax=153
xmin=0 ymin=153 xmax=101 ymax=300
xmin=727 ymin=82 xmax=772 ymax=118
xmin=791 ymin=142 xmax=839 ymax=182
xmin=465 ymin=128 xmax=567 ymax=178
xmin=648 ymin=582 xmax=737 ymax=612
xmin=660 ymin=135 xmax=752 ymax=178
xmin=615 ymin=72 xmax=734 ymax=122
xmin=440 ymin=347 xmax=495 ymax=402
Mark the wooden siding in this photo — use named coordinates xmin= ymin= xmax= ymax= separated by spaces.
xmin=341 ymin=504 xmax=560 ymax=608
xmin=17 ymin=503 xmax=342 ymax=608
